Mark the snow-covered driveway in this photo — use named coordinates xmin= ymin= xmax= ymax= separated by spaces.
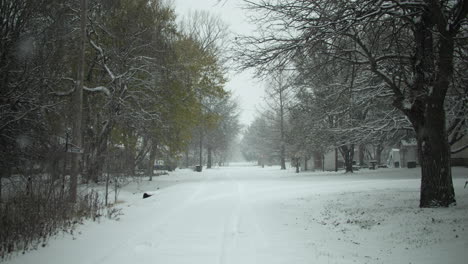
xmin=6 ymin=165 xmax=468 ymax=264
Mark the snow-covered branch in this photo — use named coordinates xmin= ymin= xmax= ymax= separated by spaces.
xmin=83 ymin=86 xmax=110 ymax=96
xmin=89 ymin=39 xmax=116 ymax=81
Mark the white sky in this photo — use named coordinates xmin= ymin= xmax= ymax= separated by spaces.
xmin=172 ymin=0 xmax=265 ymax=127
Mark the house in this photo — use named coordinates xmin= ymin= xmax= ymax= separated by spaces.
xmin=301 ymin=149 xmax=341 ymax=172
xmin=387 ymin=149 xmax=401 ymax=168
xmin=451 ymin=135 xmax=468 ymax=166
xmin=386 ymin=139 xmax=418 ymax=168
xmin=399 ymin=139 xmax=418 ymax=168
xmin=300 ymin=151 xmax=332 ymax=171
xmin=387 ymin=137 xmax=468 ymax=168
xmin=323 ymin=150 xmax=338 ymax=171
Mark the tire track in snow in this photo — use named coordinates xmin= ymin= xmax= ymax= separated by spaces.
xmin=218 ymin=182 xmax=242 ymax=264
xmin=90 ymin=178 xmax=210 ymax=264
xmin=218 ymin=178 xmax=270 ymax=264
xmin=238 ymin=181 xmax=269 ymax=253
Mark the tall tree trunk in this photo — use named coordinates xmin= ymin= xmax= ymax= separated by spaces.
xmin=375 ymin=143 xmax=384 ymax=165
xmin=148 ymin=145 xmax=156 ymax=181
xmin=280 ymin=144 xmax=286 ymax=170
xmin=70 ymin=0 xmax=87 ymax=202
xmin=185 ymin=149 xmax=189 ymax=168
xmin=339 ymin=145 xmax=354 ymax=173
xmin=207 ymin=146 xmax=212 ymax=169
xmin=415 ymin=105 xmax=455 ymax=207
xmin=334 ymin=148 xmax=338 ymax=172
xmin=279 ymin=77 xmax=286 ymax=170
xmin=87 ymin=123 xmax=111 ymax=183
xmin=199 ymin=128 xmax=203 ymax=168
xmin=358 ymin=144 xmax=365 ymax=166
xmin=125 ymin=146 xmax=136 ymax=176
xmin=403 ymin=11 xmax=457 ymax=207
xmin=322 ymin=154 xmax=325 ymax=171
xmin=411 ymin=32 xmax=455 ymax=205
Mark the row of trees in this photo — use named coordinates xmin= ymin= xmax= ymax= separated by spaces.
xmin=241 ymin=70 xmax=294 ymax=170
xmin=237 ymin=0 xmax=468 ymax=208
xmin=0 ymin=0 xmax=239 ymax=256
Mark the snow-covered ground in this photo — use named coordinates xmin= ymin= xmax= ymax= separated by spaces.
xmin=4 ymin=165 xmax=468 ymax=264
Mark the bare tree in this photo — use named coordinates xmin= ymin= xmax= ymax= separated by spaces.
xmin=204 ymin=93 xmax=241 ymax=168
xmin=179 ymin=10 xmax=230 ymax=63
xmin=69 ymin=0 xmax=87 ymax=203
xmin=264 ymin=70 xmax=294 ymax=169
xmin=241 ymin=115 xmax=275 ymax=166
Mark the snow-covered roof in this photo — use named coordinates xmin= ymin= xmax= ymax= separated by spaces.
xmin=401 ymin=138 xmax=417 ymax=147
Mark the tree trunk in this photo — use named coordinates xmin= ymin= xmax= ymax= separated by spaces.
xmin=87 ymin=123 xmax=111 ymax=183
xmin=403 ymin=11 xmax=456 ymax=207
xmin=87 ymin=146 xmax=105 ymax=183
xmin=375 ymin=143 xmax=384 ymax=165
xmin=334 ymin=148 xmax=338 ymax=172
xmin=121 ymin=130 xmax=137 ymax=176
xmin=0 ymin=173 xmax=2 ymax=203
xmin=199 ymin=129 xmax=203 ymax=168
xmin=133 ymin=137 xmax=150 ymax=174
xmin=69 ymin=0 xmax=87 ymax=202
xmin=207 ymin=146 xmax=212 ymax=169
xmin=280 ymin=144 xmax=286 ymax=170
xmin=279 ymin=76 xmax=286 ymax=170
xmin=339 ymin=145 xmax=354 ymax=173
xmin=87 ymin=156 xmax=101 ymax=183
xmin=358 ymin=144 xmax=365 ymax=166
xmin=415 ymin=103 xmax=455 ymax=207
xmin=322 ymin=154 xmax=325 ymax=172
xmin=148 ymin=146 xmax=156 ymax=181
xmin=125 ymin=148 xmax=136 ymax=176
xmin=185 ymin=149 xmax=189 ymax=168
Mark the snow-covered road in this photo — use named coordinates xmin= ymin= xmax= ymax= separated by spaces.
xmin=6 ymin=165 xmax=468 ymax=264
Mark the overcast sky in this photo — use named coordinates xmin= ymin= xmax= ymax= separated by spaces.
xmin=173 ymin=0 xmax=265 ymax=127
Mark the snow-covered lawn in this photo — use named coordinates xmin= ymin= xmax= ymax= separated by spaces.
xmin=4 ymin=165 xmax=468 ymax=264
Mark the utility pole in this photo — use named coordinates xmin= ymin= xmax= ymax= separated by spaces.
xmin=70 ymin=0 xmax=87 ymax=202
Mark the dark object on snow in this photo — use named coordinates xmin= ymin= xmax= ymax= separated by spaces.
xmin=407 ymin=161 xmax=417 ymax=168
xmin=195 ymin=165 xmax=202 ymax=172
xmin=464 ymin=181 xmax=467 ymax=189
xmin=143 ymin=193 xmax=152 ymax=199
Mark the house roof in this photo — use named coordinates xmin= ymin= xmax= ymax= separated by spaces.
xmin=401 ymin=139 xmax=417 ymax=147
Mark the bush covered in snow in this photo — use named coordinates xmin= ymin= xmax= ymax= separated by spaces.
xmin=0 ymin=186 xmax=103 ymax=259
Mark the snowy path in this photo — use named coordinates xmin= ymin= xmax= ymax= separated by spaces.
xmin=5 ymin=166 xmax=468 ymax=264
